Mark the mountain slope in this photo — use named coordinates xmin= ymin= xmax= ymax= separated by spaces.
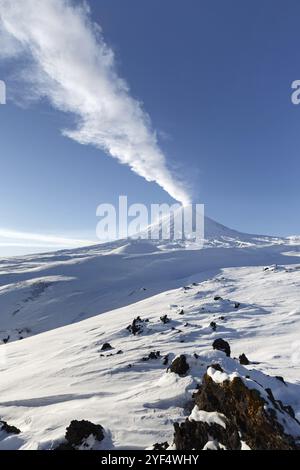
xmin=1 ymin=263 xmax=300 ymax=449
xmin=0 ymin=217 xmax=300 ymax=449
xmin=0 ymin=217 xmax=298 ymax=342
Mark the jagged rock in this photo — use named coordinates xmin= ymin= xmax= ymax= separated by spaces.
xmin=0 ymin=421 xmax=21 ymax=435
xmin=55 ymin=420 xmax=104 ymax=450
xmin=160 ymin=315 xmax=170 ymax=324
xmin=153 ymin=441 xmax=169 ymax=450
xmin=163 ymin=354 xmax=169 ymax=365
xmin=174 ymin=373 xmax=300 ymax=450
xmin=265 ymin=388 xmax=295 ymax=419
xmin=233 ymin=302 xmax=240 ymax=309
xmin=101 ymin=343 xmax=113 ymax=351
xmin=65 ymin=420 xmax=104 ymax=447
xmin=142 ymin=351 xmax=160 ymax=361
xmin=212 ymin=338 xmax=231 ymax=357
xmin=2 ymin=336 xmax=10 ymax=344
xmin=214 ymin=296 xmax=222 ymax=301
xmin=178 ymin=309 xmax=185 ymax=315
xmin=126 ymin=316 xmax=148 ymax=335
xmin=174 ymin=418 xmax=240 ymax=450
xmin=169 ymin=355 xmax=190 ymax=376
xmin=210 ymin=321 xmax=217 ymax=332
xmin=239 ymin=353 xmax=250 ymax=365
xmin=275 ymin=376 xmax=286 ymax=385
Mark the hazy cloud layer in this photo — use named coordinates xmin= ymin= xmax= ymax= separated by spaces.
xmin=0 ymin=228 xmax=94 ymax=248
xmin=0 ymin=0 xmax=190 ymax=204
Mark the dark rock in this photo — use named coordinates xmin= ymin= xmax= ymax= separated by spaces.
xmin=65 ymin=420 xmax=104 ymax=448
xmin=219 ymin=316 xmax=225 ymax=321
xmin=116 ymin=350 xmax=123 ymax=355
xmin=153 ymin=441 xmax=169 ymax=450
xmin=174 ymin=373 xmax=300 ymax=450
xmin=0 ymin=421 xmax=21 ymax=435
xmin=210 ymin=321 xmax=217 ymax=332
xmin=160 ymin=315 xmax=170 ymax=324
xmin=126 ymin=316 xmax=148 ymax=335
xmin=169 ymin=355 xmax=190 ymax=376
xmin=265 ymin=388 xmax=296 ymax=419
xmin=174 ymin=418 xmax=240 ymax=450
xmin=212 ymin=338 xmax=231 ymax=357
xmin=239 ymin=353 xmax=250 ymax=365
xmin=101 ymin=343 xmax=113 ymax=351
xmin=233 ymin=302 xmax=241 ymax=309
xmin=275 ymin=376 xmax=286 ymax=385
xmin=163 ymin=354 xmax=169 ymax=365
xmin=214 ymin=296 xmax=222 ymax=301
xmin=142 ymin=351 xmax=160 ymax=361
xmin=2 ymin=336 xmax=10 ymax=344
xmin=178 ymin=309 xmax=185 ymax=315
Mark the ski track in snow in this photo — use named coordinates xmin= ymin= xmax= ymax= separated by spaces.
xmin=0 ymin=217 xmax=300 ymax=449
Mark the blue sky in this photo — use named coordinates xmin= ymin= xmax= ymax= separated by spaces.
xmin=0 ymin=0 xmax=300 ymax=256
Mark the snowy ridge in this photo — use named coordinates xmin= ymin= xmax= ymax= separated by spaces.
xmin=0 ymin=217 xmax=298 ymax=341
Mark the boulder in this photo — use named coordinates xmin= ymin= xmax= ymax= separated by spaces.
xmin=160 ymin=315 xmax=170 ymax=324
xmin=0 ymin=421 xmax=21 ymax=435
xmin=212 ymin=338 xmax=231 ymax=357
xmin=169 ymin=355 xmax=190 ymax=376
xmin=55 ymin=420 xmax=104 ymax=450
xmin=239 ymin=353 xmax=250 ymax=365
xmin=152 ymin=441 xmax=169 ymax=450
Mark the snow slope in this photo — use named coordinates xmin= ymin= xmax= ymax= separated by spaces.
xmin=0 ymin=217 xmax=298 ymax=341
xmin=0 ymin=217 xmax=300 ymax=449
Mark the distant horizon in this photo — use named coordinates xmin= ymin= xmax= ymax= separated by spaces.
xmin=1 ymin=0 xmax=300 ymax=256
xmin=0 ymin=211 xmax=296 ymax=259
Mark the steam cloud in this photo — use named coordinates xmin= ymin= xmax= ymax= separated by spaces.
xmin=0 ymin=0 xmax=191 ymax=205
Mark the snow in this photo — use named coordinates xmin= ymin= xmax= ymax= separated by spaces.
xmin=189 ymin=407 xmax=227 ymax=429
xmin=0 ymin=217 xmax=300 ymax=449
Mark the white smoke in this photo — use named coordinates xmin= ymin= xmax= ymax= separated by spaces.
xmin=0 ymin=0 xmax=191 ymax=205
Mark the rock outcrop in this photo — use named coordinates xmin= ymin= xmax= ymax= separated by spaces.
xmin=0 ymin=421 xmax=21 ymax=435
xmin=55 ymin=420 xmax=104 ymax=451
xmin=174 ymin=367 xmax=300 ymax=450
xmin=212 ymin=338 xmax=231 ymax=357
xmin=169 ymin=355 xmax=190 ymax=376
xmin=126 ymin=316 xmax=149 ymax=335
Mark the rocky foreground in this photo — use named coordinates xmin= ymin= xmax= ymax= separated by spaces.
xmin=1 ymin=340 xmax=300 ymax=450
